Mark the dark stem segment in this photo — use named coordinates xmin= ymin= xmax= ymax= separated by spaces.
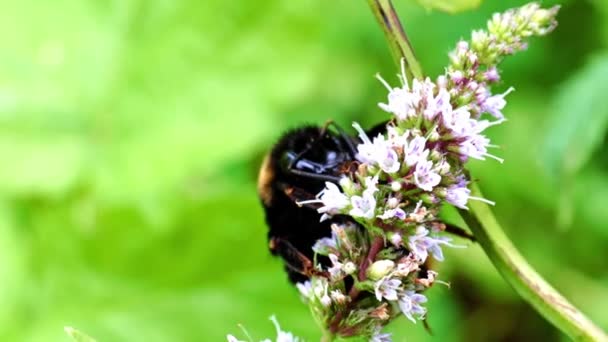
xmin=366 ymin=0 xmax=423 ymax=79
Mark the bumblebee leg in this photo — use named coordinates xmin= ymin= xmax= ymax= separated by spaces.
xmin=286 ymin=168 xmax=343 ymax=183
xmin=270 ymin=237 xmax=329 ymax=279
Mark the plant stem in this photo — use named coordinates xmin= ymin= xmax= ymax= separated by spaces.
xmin=460 ymin=184 xmax=607 ymax=342
xmin=366 ymin=0 xmax=423 ymax=79
xmin=366 ymin=0 xmax=608 ymax=340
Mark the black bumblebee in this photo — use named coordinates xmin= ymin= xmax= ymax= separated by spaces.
xmin=257 ymin=121 xmax=473 ymax=284
xmin=256 ymin=121 xmax=385 ymax=283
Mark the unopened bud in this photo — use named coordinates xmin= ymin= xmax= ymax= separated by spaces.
xmin=366 ymin=260 xmax=395 ymax=280
xmin=387 ymin=197 xmax=399 ymax=208
xmin=320 ymin=294 xmax=332 ymax=307
xmin=390 ymin=181 xmax=402 ymax=192
xmin=343 ymin=261 xmax=357 ymax=275
xmin=389 ymin=232 xmax=402 ymax=247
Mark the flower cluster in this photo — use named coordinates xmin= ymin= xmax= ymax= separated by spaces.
xmin=227 ymin=316 xmax=301 ymax=342
xmin=292 ymin=3 xmax=559 ymax=341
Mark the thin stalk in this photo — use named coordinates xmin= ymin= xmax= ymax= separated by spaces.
xmin=460 ymin=184 xmax=607 ymax=342
xmin=366 ymin=0 xmax=423 ymax=79
xmin=366 ymin=0 xmax=608 ymax=340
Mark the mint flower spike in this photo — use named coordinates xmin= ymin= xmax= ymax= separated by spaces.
xmin=367 ymin=1 xmax=607 ymax=341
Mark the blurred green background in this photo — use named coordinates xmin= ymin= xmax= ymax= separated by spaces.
xmin=1 ymin=0 xmax=607 ymax=341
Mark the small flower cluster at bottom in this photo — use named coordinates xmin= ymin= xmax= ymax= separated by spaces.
xmin=293 ymin=216 xmax=455 ymax=340
xmin=227 ymin=316 xmax=301 ymax=342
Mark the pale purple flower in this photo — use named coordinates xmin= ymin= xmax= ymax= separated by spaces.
xmin=414 ymin=159 xmax=441 ymax=192
xmin=481 ymin=87 xmax=514 ymax=119
xmin=446 ymin=184 xmax=471 ymax=209
xmin=370 ymin=327 xmax=392 ymax=342
xmin=312 ymin=233 xmax=337 ymax=254
xmin=442 ymin=106 xmax=475 ymax=138
xmin=423 ymin=87 xmax=451 ymax=121
xmin=484 ymin=66 xmax=500 ymax=82
xmin=374 ymin=277 xmax=401 ymax=301
xmin=377 ymin=208 xmax=406 ymax=220
xmin=459 ymin=134 xmax=504 ymax=163
xmin=328 ymin=253 xmax=344 ymax=279
xmin=398 ymin=290 xmax=428 ymax=323
xmin=408 ymin=226 xmax=456 ymax=261
xmin=349 ymin=191 xmax=377 ymax=219
xmin=404 ymin=136 xmax=428 ymax=167
xmin=296 ymin=281 xmax=312 ymax=298
xmin=386 ymin=125 xmax=409 ymax=148
xmin=270 ymin=315 xmax=301 ymax=342
xmin=377 ymin=147 xmax=401 ymax=174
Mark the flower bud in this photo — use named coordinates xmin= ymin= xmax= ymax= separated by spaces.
xmin=366 ymin=260 xmax=395 ymax=280
xmin=343 ymin=261 xmax=357 ymax=275
xmin=320 ymin=294 xmax=332 ymax=307
xmin=387 ymin=197 xmax=399 ymax=208
xmin=388 ymin=232 xmax=402 ymax=247
xmin=339 ymin=177 xmax=356 ymax=196
xmin=390 ymin=181 xmax=402 ymax=192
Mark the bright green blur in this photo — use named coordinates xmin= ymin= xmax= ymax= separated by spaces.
xmin=0 ymin=0 xmax=606 ymax=341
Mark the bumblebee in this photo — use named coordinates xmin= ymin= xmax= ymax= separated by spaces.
xmin=257 ymin=121 xmax=474 ymax=284
xmin=256 ymin=121 xmax=385 ymax=283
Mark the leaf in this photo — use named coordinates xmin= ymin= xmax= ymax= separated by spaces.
xmin=415 ymin=0 xmax=483 ymax=14
xmin=64 ymin=327 xmax=97 ymax=342
xmin=542 ymin=53 xmax=608 ymax=179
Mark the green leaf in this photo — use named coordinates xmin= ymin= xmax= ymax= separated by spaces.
xmin=542 ymin=53 xmax=608 ymax=178
xmin=415 ymin=0 xmax=483 ymax=13
xmin=64 ymin=327 xmax=97 ymax=342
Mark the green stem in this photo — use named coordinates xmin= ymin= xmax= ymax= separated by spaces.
xmin=461 ymin=184 xmax=607 ymax=342
xmin=366 ymin=0 xmax=423 ymax=79
xmin=366 ymin=0 xmax=608 ymax=340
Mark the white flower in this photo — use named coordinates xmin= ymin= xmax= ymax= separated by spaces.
xmin=481 ymin=87 xmax=514 ymax=119
xmin=404 ymin=136 xmax=428 ymax=167
xmin=408 ymin=226 xmax=456 ymax=262
xmin=312 ymin=278 xmax=332 ymax=307
xmin=386 ymin=125 xmax=409 ymax=148
xmin=328 ymin=253 xmax=344 ymax=279
xmin=442 ymin=106 xmax=475 ymax=138
xmin=349 ymin=190 xmax=377 ymax=219
xmin=376 ymin=75 xmax=420 ymax=121
xmin=458 ymin=134 xmax=504 ymax=163
xmin=226 ymin=335 xmax=245 ymax=342
xmin=330 ymin=290 xmax=348 ymax=304
xmin=389 ymin=232 xmax=402 ymax=247
xmin=398 ymin=290 xmax=428 ymax=323
xmin=270 ymin=315 xmax=301 ymax=342
xmin=377 ymin=208 xmax=406 ymax=220
xmin=446 ymin=184 xmax=470 ymax=209
xmin=370 ymin=327 xmax=392 ymax=342
xmin=377 ymin=147 xmax=401 ymax=174
xmin=374 ymin=276 xmax=401 ymax=301
xmin=315 ymin=182 xmax=349 ymax=221
xmin=312 ymin=230 xmax=338 ymax=254
xmin=296 ymin=281 xmax=312 ymax=299
xmin=446 ymin=183 xmax=496 ymax=209
xmin=413 ymin=159 xmax=441 ymax=192
xmin=423 ymin=87 xmax=451 ymax=121
xmin=364 ymin=175 xmax=379 ymax=194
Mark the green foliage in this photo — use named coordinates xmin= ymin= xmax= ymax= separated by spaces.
xmin=0 ymin=0 xmax=606 ymax=341
xmin=415 ymin=0 xmax=483 ymax=13
xmin=64 ymin=327 xmax=96 ymax=342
